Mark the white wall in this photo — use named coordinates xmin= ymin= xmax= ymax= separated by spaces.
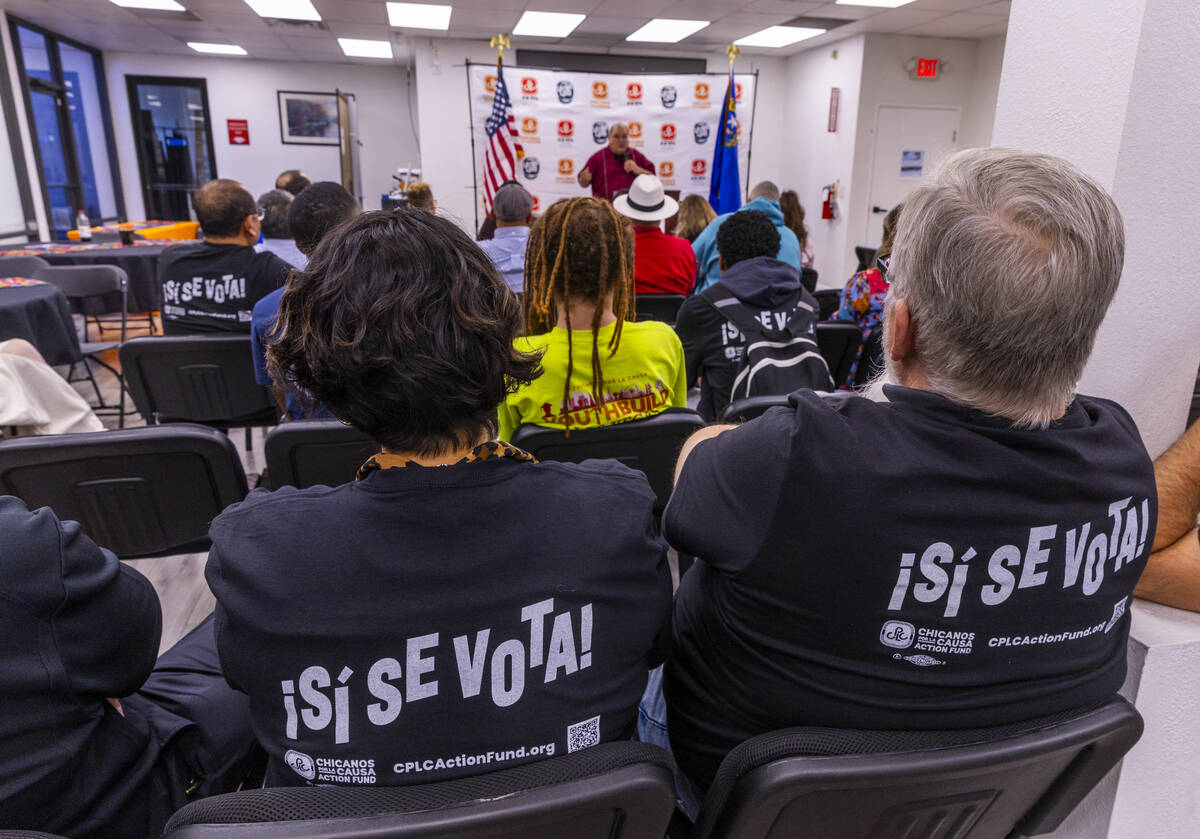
xmin=961 ymin=35 xmax=1005 ymax=150
xmin=103 ymin=52 xmax=418 ymax=217
xmin=412 ymin=38 xmax=789 ymax=235
xmin=780 ymin=36 xmax=866 ymax=289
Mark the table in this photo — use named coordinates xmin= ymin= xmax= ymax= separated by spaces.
xmin=0 ymin=278 xmax=82 ymax=366
xmin=65 ymin=220 xmax=200 ymax=242
xmin=0 ymin=239 xmax=191 ymax=314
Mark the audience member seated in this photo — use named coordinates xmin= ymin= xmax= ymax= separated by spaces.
xmin=498 ymin=197 xmax=687 ymax=439
xmin=0 ymin=338 xmax=103 ymax=435
xmin=275 ymin=169 xmax=311 ymax=196
xmin=674 ymin=211 xmax=830 ymax=422
xmin=650 ymin=148 xmax=1153 ymax=809
xmin=673 ymin=194 xmax=716 ymax=244
xmin=1134 ymin=419 xmax=1200 ymax=611
xmin=691 ymin=180 xmax=803 ymax=292
xmin=206 ymin=209 xmax=671 ymax=788
xmin=0 ymin=497 xmax=257 ymax=838
xmin=830 ymin=204 xmax=902 ymax=388
xmin=254 ymin=189 xmax=306 ymax=269
xmin=780 ymin=189 xmax=815 ymax=269
xmin=614 ymin=174 xmax=696 ymax=296
xmin=251 ymin=181 xmax=360 ymax=419
xmin=406 ymin=181 xmax=436 ymax=213
xmin=476 ymin=181 xmax=533 ymax=294
xmin=157 ymin=179 xmax=291 ymax=335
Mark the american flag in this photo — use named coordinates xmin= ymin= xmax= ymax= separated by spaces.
xmin=482 ymin=61 xmax=524 ymax=211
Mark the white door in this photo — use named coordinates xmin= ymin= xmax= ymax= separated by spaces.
xmin=864 ymin=105 xmax=960 ymax=248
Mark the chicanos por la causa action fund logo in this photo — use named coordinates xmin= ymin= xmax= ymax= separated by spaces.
xmin=484 ymin=75 xmax=497 ymax=94
xmin=520 ymin=76 xmax=538 ymax=98
xmin=691 ymin=158 xmax=707 ymax=180
xmin=556 ymin=158 xmax=576 ymax=183
xmin=660 ymin=123 xmax=677 ymax=145
xmin=556 ymin=119 xmax=575 ymax=142
xmin=627 ymin=121 xmax=644 ymax=146
xmin=590 ymin=80 xmax=610 ymax=108
xmin=659 ymin=161 xmax=675 ymax=186
xmin=520 ymin=117 xmax=540 ymax=143
xmin=626 ymin=82 xmax=643 ymax=103
xmin=693 ymin=82 xmax=711 ymax=106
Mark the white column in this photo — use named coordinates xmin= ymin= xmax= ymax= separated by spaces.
xmin=994 ymin=3 xmax=1200 ymax=837
xmin=993 ymin=0 xmax=1200 ymax=458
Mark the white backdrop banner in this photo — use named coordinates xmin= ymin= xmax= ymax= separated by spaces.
xmin=467 ymin=63 xmax=756 ymax=218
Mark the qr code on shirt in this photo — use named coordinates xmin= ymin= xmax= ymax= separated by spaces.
xmin=567 ymin=715 xmax=601 ymax=753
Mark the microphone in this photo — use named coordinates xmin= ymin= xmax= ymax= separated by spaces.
xmin=614 ymin=151 xmax=628 ymax=162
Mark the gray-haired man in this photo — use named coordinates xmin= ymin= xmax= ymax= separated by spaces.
xmin=477 ymin=182 xmax=534 ymax=294
xmin=653 ymin=147 xmax=1156 ymax=801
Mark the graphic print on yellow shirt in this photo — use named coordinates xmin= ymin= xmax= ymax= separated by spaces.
xmin=498 ymin=320 xmax=688 ymax=440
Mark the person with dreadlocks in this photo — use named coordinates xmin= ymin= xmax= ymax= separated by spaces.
xmin=497 ymin=196 xmax=688 ymax=439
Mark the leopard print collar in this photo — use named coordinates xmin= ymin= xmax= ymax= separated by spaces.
xmin=356 ymin=440 xmax=537 ymax=480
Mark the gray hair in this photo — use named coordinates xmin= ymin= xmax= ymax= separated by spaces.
xmin=257 ymin=189 xmax=293 ymax=239
xmin=748 ymin=181 xmax=780 ymax=201
xmin=493 ymin=182 xmax=533 ymax=223
xmin=884 ymin=147 xmax=1124 ymax=427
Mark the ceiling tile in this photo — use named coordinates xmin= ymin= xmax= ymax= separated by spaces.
xmin=902 ymin=10 xmax=1003 ymax=37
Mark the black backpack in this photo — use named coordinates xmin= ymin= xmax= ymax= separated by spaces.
xmin=706 ymin=282 xmax=834 ymax=400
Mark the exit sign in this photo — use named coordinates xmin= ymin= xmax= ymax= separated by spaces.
xmin=916 ymin=58 xmax=939 ymax=78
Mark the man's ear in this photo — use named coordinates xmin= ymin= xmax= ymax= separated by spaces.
xmin=243 ymin=214 xmax=259 ymax=240
xmin=889 ymin=298 xmax=916 ymax=361
xmin=718 ymin=253 xmax=727 ymax=272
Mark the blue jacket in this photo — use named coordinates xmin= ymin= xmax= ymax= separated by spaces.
xmin=691 ymin=197 xmax=802 ymax=293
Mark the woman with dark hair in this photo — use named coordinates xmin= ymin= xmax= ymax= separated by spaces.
xmin=500 ymin=196 xmax=687 ymax=438
xmin=779 ymin=189 xmax=814 ymax=269
xmin=831 ymin=203 xmax=902 ymax=388
xmin=206 ymin=209 xmax=671 ymax=789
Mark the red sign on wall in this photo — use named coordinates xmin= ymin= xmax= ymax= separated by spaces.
xmin=227 ymin=119 xmax=249 ymax=145
xmin=916 ymin=58 xmax=939 ymax=78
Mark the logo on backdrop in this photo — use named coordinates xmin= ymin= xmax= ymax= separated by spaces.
xmin=556 ymin=158 xmax=575 ymax=183
xmin=590 ymin=81 xmax=609 ymax=108
xmin=520 ymin=117 xmax=540 ymax=143
xmin=522 ymin=157 xmax=541 ymax=180
xmin=626 ymin=82 xmax=643 ymax=103
xmin=531 ymin=195 xmax=541 ymax=213
xmin=694 ymin=82 xmax=710 ymax=101
xmin=691 ymin=158 xmax=707 ymax=179
xmin=659 ymin=161 xmax=675 ymax=185
xmin=557 ymin=119 xmax=575 ymax=141
xmin=627 ymin=121 xmax=644 ymax=146
xmin=484 ymin=75 xmax=497 ymax=94
xmin=592 ymin=121 xmax=609 ymax=144
xmin=693 ymin=122 xmax=710 ymax=144
xmin=521 ymin=77 xmax=538 ymax=99
xmin=660 ymin=85 xmax=677 ymax=109
xmin=660 ymin=123 xmax=677 ymax=146
xmin=556 ymin=80 xmax=575 ymax=104
xmin=735 ymin=82 xmax=744 ymax=101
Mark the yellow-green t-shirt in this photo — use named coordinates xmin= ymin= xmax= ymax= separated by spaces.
xmin=499 ymin=320 xmax=688 ymax=440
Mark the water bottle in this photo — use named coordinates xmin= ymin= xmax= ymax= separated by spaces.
xmin=76 ymin=209 xmax=92 ymax=241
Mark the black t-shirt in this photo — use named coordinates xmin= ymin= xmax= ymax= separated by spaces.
xmin=207 ymin=456 xmax=672 ymax=787
xmin=662 ymin=387 xmax=1155 ymax=792
xmin=157 ymin=241 xmax=291 ymax=334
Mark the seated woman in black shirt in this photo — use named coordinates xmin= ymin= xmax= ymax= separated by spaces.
xmin=205 ymin=209 xmax=672 ymax=787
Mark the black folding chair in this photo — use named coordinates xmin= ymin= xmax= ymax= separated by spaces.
xmin=119 ymin=335 xmax=279 ymax=449
xmin=719 ymin=395 xmax=790 ymax=423
xmin=689 ymin=698 xmax=1143 ymax=839
xmin=853 ymin=330 xmax=885 ymax=389
xmin=813 ymin=289 xmax=840 ymax=321
xmin=635 ymin=294 xmax=687 ymax=326
xmin=162 ymin=742 xmax=677 ymax=838
xmin=0 ymin=254 xmax=51 ymax=278
xmin=511 ymin=408 xmax=706 ymax=513
xmin=854 ymin=246 xmax=878 ymax=273
xmin=37 ymin=264 xmax=129 ymax=427
xmin=264 ymin=420 xmax=377 ymax=489
xmin=815 ymin=321 xmax=861 ymax=389
xmin=800 ymin=267 xmax=817 ymax=294
xmin=0 ymin=423 xmax=248 ymax=558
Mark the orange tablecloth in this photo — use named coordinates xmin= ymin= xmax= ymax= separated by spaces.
xmin=67 ymin=220 xmax=199 ymax=242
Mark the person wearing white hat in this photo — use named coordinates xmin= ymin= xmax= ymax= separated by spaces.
xmin=613 ymin=174 xmax=697 ymax=296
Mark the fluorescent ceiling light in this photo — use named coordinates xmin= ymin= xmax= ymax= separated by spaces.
xmin=513 ymin=11 xmax=585 ymax=38
xmin=626 ymin=19 xmax=709 ymax=43
xmin=109 ymin=0 xmax=186 ymax=10
xmin=735 ymin=25 xmax=825 ymax=48
xmin=387 ymin=2 xmax=452 ymax=30
xmin=188 ymin=42 xmax=248 ymax=55
xmin=835 ymin=0 xmax=916 ymax=7
xmin=243 ymin=0 xmax=321 ymax=21
xmin=339 ymin=38 xmax=394 ymax=59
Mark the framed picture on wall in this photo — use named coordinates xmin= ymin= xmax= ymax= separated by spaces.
xmin=277 ymin=90 xmax=339 ymax=145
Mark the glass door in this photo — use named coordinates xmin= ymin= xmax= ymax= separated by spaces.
xmin=11 ymin=19 xmax=123 ymax=239
xmin=126 ymin=77 xmax=216 ymax=221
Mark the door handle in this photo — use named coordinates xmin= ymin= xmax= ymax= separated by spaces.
xmin=872 ymin=205 xmax=888 ymax=214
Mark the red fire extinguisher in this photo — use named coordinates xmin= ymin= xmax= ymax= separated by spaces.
xmin=821 ymin=183 xmax=838 ymax=220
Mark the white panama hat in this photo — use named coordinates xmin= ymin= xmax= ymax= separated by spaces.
xmin=613 ymin=173 xmax=679 ymax=223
